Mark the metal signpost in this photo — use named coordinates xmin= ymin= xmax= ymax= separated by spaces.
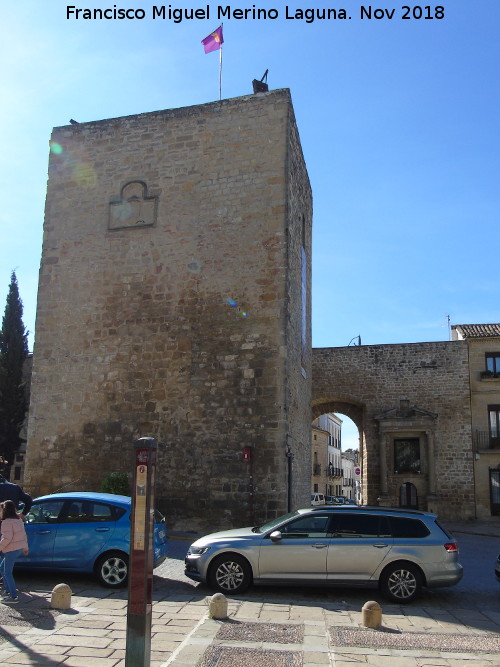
xmin=125 ymin=437 xmax=157 ymax=666
xmin=242 ymin=446 xmax=255 ymax=525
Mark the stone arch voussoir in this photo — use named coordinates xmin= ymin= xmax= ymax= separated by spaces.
xmin=312 ymin=397 xmax=364 ymax=430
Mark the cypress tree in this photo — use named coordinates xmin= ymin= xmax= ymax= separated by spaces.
xmin=0 ymin=271 xmax=29 ymax=475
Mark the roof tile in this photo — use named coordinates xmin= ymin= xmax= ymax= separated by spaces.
xmin=452 ymin=324 xmax=500 ymax=339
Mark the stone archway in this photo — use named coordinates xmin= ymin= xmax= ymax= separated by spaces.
xmin=312 ymin=342 xmax=476 ymax=520
xmin=312 ymin=397 xmax=366 ymax=502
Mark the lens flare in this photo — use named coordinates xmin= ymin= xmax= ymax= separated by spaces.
xmin=49 ymin=143 xmax=96 ymax=188
xmin=74 ymin=163 xmax=97 ymax=188
xmin=50 ymin=142 xmax=63 ymax=155
xmin=224 ymin=297 xmax=249 ymax=317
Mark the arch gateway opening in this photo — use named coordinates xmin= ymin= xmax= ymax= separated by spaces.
xmin=312 ymin=341 xmax=475 ymax=520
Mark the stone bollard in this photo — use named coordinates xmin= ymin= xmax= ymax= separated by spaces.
xmin=208 ymin=593 xmax=228 ymax=620
xmin=361 ymin=600 xmax=382 ymax=629
xmin=51 ymin=583 xmax=72 ymax=610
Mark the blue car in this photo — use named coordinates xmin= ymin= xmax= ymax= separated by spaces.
xmin=16 ymin=492 xmax=168 ymax=587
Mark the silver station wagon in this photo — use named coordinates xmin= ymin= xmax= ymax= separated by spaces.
xmin=185 ymin=506 xmax=463 ymax=603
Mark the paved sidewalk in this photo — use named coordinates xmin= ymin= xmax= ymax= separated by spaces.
xmin=168 ymin=597 xmax=500 ymax=667
xmin=0 ymin=519 xmax=497 ymax=666
xmin=0 ymin=582 xmax=499 ymax=667
xmin=444 ymin=518 xmax=500 ymax=539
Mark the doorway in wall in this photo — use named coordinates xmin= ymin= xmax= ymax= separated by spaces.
xmin=399 ymin=482 xmax=418 ymax=509
xmin=489 ymin=468 xmax=500 ymax=516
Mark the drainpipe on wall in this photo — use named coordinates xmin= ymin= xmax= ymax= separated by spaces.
xmin=286 ymin=440 xmax=294 ymax=512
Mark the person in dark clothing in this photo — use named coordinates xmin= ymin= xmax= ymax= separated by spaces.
xmin=0 ymin=477 xmax=32 ymax=516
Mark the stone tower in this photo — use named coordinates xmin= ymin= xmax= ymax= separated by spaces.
xmin=25 ymin=89 xmax=312 ymax=530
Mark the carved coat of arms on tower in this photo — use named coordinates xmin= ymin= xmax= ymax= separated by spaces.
xmin=108 ymin=181 xmax=158 ymax=230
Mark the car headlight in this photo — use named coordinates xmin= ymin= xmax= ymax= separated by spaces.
xmin=188 ymin=545 xmax=211 ymax=556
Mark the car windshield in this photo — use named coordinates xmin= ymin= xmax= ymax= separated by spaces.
xmin=252 ymin=511 xmax=301 ymax=533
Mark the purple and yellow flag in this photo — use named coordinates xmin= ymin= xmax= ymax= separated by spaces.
xmin=201 ymin=25 xmax=224 ymax=54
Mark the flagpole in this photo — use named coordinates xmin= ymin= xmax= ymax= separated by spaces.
xmin=201 ymin=24 xmax=224 ymax=101
xmin=219 ymin=24 xmax=223 ymax=100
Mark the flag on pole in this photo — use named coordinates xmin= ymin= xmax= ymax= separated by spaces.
xmin=201 ymin=25 xmax=224 ymax=53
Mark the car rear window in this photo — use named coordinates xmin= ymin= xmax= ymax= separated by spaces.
xmin=331 ymin=513 xmax=389 ymax=538
xmin=114 ymin=506 xmax=127 ymax=520
xmin=434 ymin=519 xmax=453 ymax=539
xmin=389 ymin=517 xmax=430 ymax=538
xmin=61 ymin=500 xmax=120 ymax=523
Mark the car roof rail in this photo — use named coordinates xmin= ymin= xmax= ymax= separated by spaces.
xmin=309 ymin=505 xmax=429 ymax=516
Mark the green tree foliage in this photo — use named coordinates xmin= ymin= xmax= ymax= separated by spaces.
xmin=100 ymin=472 xmax=131 ymax=496
xmin=0 ymin=272 xmax=29 ymax=474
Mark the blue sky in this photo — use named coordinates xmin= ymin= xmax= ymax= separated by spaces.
xmin=1 ymin=2 xmax=499 ymax=446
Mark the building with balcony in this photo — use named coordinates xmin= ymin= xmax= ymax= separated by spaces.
xmin=452 ymin=323 xmax=500 ymax=517
xmin=312 ymin=413 xmax=343 ymax=497
xmin=341 ymin=450 xmax=361 ymax=503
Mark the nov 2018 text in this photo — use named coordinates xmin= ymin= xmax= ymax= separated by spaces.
xmin=65 ymin=5 xmax=447 ymax=23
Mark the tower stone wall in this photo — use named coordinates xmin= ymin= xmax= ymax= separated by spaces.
xmin=25 ymin=89 xmax=312 ymax=531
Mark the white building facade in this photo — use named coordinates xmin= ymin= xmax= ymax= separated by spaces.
xmin=312 ymin=413 xmax=343 ymax=496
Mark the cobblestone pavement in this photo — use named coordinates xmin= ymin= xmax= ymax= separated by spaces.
xmin=0 ymin=519 xmax=496 ymax=666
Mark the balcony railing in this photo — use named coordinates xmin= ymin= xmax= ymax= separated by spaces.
xmin=328 ymin=467 xmax=343 ymax=478
xmin=474 ymin=431 xmax=500 ymax=451
xmin=313 ymin=464 xmax=321 ymax=476
xmin=480 ymin=371 xmax=500 ymax=380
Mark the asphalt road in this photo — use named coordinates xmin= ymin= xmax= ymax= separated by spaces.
xmin=13 ymin=530 xmax=499 ymax=613
xmin=155 ymin=531 xmax=500 ymax=611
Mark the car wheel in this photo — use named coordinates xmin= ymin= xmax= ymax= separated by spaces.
xmin=208 ymin=554 xmax=252 ymax=594
xmin=95 ymin=551 xmax=129 ymax=588
xmin=380 ymin=562 xmax=422 ymax=603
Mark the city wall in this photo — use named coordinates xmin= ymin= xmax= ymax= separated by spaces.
xmin=312 ymin=342 xmax=474 ymax=520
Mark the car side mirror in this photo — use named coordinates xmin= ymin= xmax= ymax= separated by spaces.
xmin=269 ymin=530 xmax=282 ymax=542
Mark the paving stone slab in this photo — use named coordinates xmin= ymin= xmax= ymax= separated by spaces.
xmin=216 ymin=621 xmax=304 ymax=644
xmin=0 ymin=605 xmax=59 ymax=630
xmin=197 ymin=646 xmax=303 ymax=667
xmin=329 ymin=626 xmax=500 ymax=653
